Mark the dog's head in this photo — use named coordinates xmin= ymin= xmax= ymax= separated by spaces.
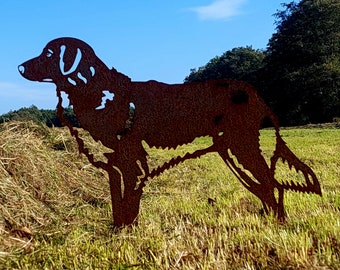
xmin=18 ymin=37 xmax=106 ymax=88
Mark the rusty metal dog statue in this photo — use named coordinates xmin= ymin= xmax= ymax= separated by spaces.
xmin=19 ymin=37 xmax=321 ymax=227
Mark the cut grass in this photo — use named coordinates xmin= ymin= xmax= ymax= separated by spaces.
xmin=0 ymin=121 xmax=339 ymax=269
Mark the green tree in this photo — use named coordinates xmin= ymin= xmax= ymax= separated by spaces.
xmin=0 ymin=105 xmax=44 ymax=124
xmin=262 ymin=0 xmax=340 ymax=125
xmin=0 ymin=106 xmax=80 ymax=127
xmin=184 ymin=46 xmax=265 ymax=87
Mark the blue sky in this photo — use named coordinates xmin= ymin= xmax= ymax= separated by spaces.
xmin=0 ymin=0 xmax=290 ymax=114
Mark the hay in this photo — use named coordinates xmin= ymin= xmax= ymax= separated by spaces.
xmin=0 ymin=121 xmax=110 ymax=252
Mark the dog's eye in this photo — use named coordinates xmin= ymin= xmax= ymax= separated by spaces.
xmin=46 ymin=49 xmax=54 ymax=58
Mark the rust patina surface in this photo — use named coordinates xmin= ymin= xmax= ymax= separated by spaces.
xmin=19 ymin=37 xmax=321 ymax=227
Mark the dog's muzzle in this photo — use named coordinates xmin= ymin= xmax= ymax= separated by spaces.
xmin=18 ymin=60 xmax=53 ymax=82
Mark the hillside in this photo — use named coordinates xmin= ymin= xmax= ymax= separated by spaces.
xmin=0 ymin=121 xmax=339 ymax=269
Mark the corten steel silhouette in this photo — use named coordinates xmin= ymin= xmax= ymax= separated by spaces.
xmin=19 ymin=37 xmax=321 ymax=227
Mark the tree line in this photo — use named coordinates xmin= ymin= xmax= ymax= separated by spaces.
xmin=0 ymin=105 xmax=80 ymax=127
xmin=185 ymin=0 xmax=340 ymax=126
xmin=0 ymin=105 xmax=135 ymax=128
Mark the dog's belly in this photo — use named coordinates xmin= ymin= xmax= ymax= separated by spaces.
xmin=139 ymin=111 xmax=222 ymax=149
xmin=145 ymin=128 xmax=209 ymax=149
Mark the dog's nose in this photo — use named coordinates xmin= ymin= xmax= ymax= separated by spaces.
xmin=18 ymin=65 xmax=25 ymax=74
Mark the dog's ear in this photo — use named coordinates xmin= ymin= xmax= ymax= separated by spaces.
xmin=60 ymin=45 xmax=81 ymax=75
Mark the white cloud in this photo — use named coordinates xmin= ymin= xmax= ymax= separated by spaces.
xmin=190 ymin=0 xmax=246 ymax=21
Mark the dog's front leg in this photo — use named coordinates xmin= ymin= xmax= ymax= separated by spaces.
xmin=105 ymin=146 xmax=146 ymax=227
xmin=107 ymin=168 xmax=125 ymax=227
xmin=107 ymin=165 xmax=142 ymax=227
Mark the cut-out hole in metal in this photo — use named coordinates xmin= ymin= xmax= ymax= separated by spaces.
xmin=59 ymin=45 xmax=82 ymax=76
xmin=96 ymin=90 xmax=115 ymax=110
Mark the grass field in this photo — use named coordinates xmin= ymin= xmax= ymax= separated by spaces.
xmin=0 ymin=121 xmax=339 ymax=269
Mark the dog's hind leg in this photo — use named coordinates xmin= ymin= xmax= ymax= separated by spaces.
xmin=215 ymin=133 xmax=284 ymax=220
